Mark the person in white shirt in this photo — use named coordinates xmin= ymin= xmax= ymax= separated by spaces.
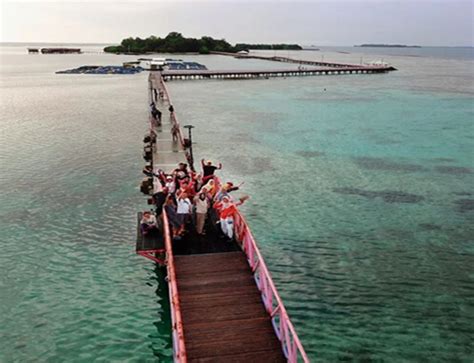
xmin=176 ymin=193 xmax=192 ymax=235
xmin=140 ymin=211 xmax=158 ymax=236
xmin=165 ymin=175 xmax=176 ymax=194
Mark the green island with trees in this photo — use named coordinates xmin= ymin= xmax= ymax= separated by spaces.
xmin=104 ymin=32 xmax=302 ymax=54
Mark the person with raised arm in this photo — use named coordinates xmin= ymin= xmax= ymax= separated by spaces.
xmin=214 ymin=195 xmax=249 ymax=240
xmin=202 ymin=178 xmax=217 ymax=198
xmin=201 ymin=159 xmax=222 ymax=183
xmin=215 ymin=181 xmax=245 ymax=201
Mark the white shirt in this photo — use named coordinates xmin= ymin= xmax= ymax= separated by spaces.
xmin=177 ymin=198 xmax=191 ymax=214
xmin=194 ymin=197 xmax=209 ymax=214
xmin=165 ymin=181 xmax=176 ymax=194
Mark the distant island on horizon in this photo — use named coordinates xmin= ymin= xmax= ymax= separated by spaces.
xmin=355 ymin=44 xmax=422 ymax=48
xmin=104 ymin=32 xmax=302 ymax=54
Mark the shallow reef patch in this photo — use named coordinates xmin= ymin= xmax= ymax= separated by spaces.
xmin=353 ymin=157 xmax=425 ymax=173
xmin=454 ymin=199 xmax=474 ymax=213
xmin=431 ymin=157 xmax=457 ymax=163
xmin=295 ymin=151 xmax=325 ymax=158
xmin=333 ymin=187 xmax=425 ymax=204
xmin=419 ymin=223 xmax=443 ymax=231
xmin=435 ymin=166 xmax=473 ymax=175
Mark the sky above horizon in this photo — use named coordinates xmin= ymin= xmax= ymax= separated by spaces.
xmin=1 ymin=0 xmax=473 ymax=46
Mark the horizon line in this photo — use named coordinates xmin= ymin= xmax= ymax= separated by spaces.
xmin=1 ymin=41 xmax=473 ymax=48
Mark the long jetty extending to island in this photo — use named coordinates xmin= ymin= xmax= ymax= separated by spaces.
xmin=212 ymin=51 xmax=381 ymax=68
xmin=161 ymin=52 xmax=396 ymax=81
xmin=136 ymin=72 xmax=310 ymax=362
xmin=137 ymin=54 xmax=396 ymax=361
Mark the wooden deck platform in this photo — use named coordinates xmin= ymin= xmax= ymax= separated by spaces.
xmin=136 ymin=212 xmax=163 ymax=252
xmin=175 ymin=252 xmax=286 ymax=363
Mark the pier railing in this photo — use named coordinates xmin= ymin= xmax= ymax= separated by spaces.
xmin=233 ymin=211 xmax=310 ymax=363
xmin=163 ymin=209 xmax=187 ymax=363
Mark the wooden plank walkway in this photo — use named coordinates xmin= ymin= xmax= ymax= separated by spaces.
xmin=149 ymin=105 xmax=186 ymax=193
xmin=175 ymin=251 xmax=286 ymax=363
xmin=152 ymin=118 xmax=184 ymax=167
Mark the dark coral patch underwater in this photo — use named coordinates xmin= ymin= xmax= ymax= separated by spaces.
xmin=333 ymin=187 xmax=425 ymax=204
xmin=295 ymin=151 xmax=326 ymax=158
xmin=435 ymin=166 xmax=473 ymax=175
xmin=454 ymin=199 xmax=474 ymax=213
xmin=419 ymin=223 xmax=443 ymax=231
xmin=353 ymin=157 xmax=425 ymax=172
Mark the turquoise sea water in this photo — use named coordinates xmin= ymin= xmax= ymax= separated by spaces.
xmin=1 ymin=45 xmax=473 ymax=362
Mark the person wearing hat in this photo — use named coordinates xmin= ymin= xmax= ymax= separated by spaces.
xmin=174 ymin=163 xmax=190 ymax=188
xmin=216 ymin=181 xmax=245 ymax=201
xmin=164 ymin=175 xmax=176 ymax=194
xmin=214 ymin=195 xmax=249 ymax=240
xmin=202 ymin=179 xmax=216 ymax=198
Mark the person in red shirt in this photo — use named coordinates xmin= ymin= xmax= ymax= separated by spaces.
xmin=178 ymin=177 xmax=196 ymax=199
xmin=214 ymin=195 xmax=249 ymax=240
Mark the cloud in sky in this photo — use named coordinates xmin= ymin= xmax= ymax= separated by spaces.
xmin=1 ymin=0 xmax=473 ymax=46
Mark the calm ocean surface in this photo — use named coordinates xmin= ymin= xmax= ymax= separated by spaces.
xmin=1 ymin=44 xmax=473 ymax=362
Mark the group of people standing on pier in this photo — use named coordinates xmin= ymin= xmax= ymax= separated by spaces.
xmin=142 ymin=81 xmax=248 ymax=241
xmin=140 ymin=159 xmax=248 ymax=240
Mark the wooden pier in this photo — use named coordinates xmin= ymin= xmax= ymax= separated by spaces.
xmin=174 ymin=251 xmax=286 ymax=362
xmin=212 ymin=51 xmax=397 ymax=69
xmin=136 ymin=72 xmax=310 ymax=362
xmin=157 ymin=51 xmax=396 ymax=81
xmin=212 ymin=50 xmax=362 ymax=68
xmin=161 ymin=65 xmax=394 ymax=81
xmin=233 ymin=54 xmax=363 ymax=68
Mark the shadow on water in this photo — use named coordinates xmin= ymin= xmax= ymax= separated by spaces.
xmin=151 ymin=265 xmax=173 ymax=362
